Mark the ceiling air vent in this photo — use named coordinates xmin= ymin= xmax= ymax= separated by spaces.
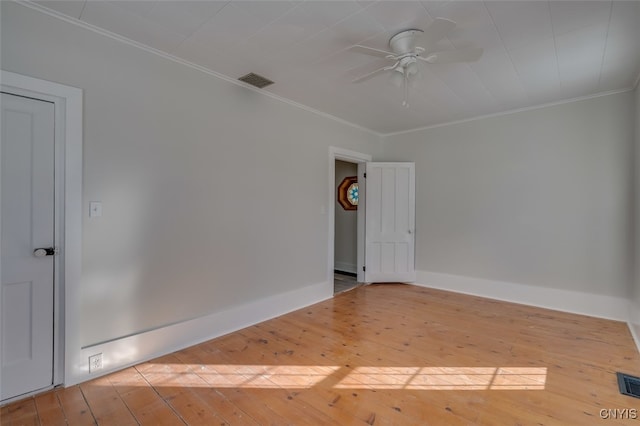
xmin=238 ymin=73 xmax=274 ymax=89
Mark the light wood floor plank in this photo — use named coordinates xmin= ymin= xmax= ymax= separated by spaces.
xmin=136 ymin=354 xmax=231 ymax=425
xmin=106 ymin=367 xmax=186 ymax=425
xmin=54 ymin=386 xmax=96 ymax=426
xmin=1 ymin=397 xmax=39 ymax=425
xmin=78 ymin=375 xmax=138 ymax=425
xmin=3 ymin=284 xmax=640 ymax=425
xmin=33 ymin=391 xmax=66 ymax=425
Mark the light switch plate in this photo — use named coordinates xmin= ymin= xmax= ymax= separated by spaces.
xmin=89 ymin=201 xmax=102 ymax=217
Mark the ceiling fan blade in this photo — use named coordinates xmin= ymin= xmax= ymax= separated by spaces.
xmin=419 ymin=47 xmax=484 ymax=64
xmin=351 ymin=66 xmax=393 ymax=84
xmin=416 ymin=18 xmax=456 ymax=46
xmin=346 ymin=58 xmax=395 ymax=83
xmin=349 ymin=44 xmax=395 ymax=58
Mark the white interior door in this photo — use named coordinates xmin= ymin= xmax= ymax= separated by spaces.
xmin=365 ymin=162 xmax=415 ymax=283
xmin=1 ymin=92 xmax=55 ymax=401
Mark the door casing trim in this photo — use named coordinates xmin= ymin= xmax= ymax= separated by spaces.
xmin=1 ymin=70 xmax=83 ymax=395
xmin=328 ymin=147 xmax=371 ymax=291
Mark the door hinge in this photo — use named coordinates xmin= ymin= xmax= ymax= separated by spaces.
xmin=363 ymin=266 xmax=366 ymax=272
xmin=364 ymin=173 xmax=367 ymax=178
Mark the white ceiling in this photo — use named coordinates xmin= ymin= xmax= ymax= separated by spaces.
xmin=32 ymin=0 xmax=640 ymax=134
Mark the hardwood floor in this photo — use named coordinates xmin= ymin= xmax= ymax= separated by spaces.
xmin=334 ymin=271 xmax=359 ymax=294
xmin=3 ymin=284 xmax=640 ymax=425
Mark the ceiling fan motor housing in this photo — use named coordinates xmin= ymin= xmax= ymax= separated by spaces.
xmin=389 ymin=29 xmax=424 ymax=54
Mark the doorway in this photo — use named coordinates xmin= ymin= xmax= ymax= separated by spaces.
xmin=328 ymin=147 xmax=417 ymax=294
xmin=1 ymin=71 xmax=82 ymax=402
xmin=334 ymin=160 xmax=359 ymax=293
xmin=328 ymin=147 xmax=371 ymax=295
xmin=1 ymin=92 xmax=56 ymax=400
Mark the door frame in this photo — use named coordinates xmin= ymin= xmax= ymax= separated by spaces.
xmin=328 ymin=147 xmax=371 ymax=289
xmin=1 ymin=70 xmax=82 ymax=399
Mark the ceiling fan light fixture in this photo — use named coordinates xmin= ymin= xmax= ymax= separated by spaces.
xmin=406 ymin=60 xmax=419 ymax=76
xmin=389 ymin=68 xmax=405 ymax=87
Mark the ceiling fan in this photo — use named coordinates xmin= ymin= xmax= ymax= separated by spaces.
xmin=347 ymin=18 xmax=483 ymax=107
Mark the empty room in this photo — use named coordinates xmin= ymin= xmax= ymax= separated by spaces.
xmin=1 ymin=0 xmax=640 ymax=424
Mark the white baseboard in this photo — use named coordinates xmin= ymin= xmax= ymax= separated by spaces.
xmin=335 ymin=261 xmax=357 ymax=274
xmin=63 ymin=273 xmax=640 ymax=387
xmin=627 ymin=302 xmax=640 ymax=354
xmin=628 ymin=322 xmax=640 ymax=354
xmin=66 ymin=280 xmax=332 ymax=386
xmin=415 ymin=270 xmax=629 ymax=322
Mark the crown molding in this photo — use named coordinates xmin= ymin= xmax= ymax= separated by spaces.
xmin=383 ymin=87 xmax=635 ymax=138
xmin=16 ymin=0 xmax=382 ymax=138
xmin=14 ymin=1 xmax=640 ymax=139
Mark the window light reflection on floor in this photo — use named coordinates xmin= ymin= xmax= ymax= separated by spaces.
xmin=335 ymin=366 xmax=547 ymax=390
xmin=138 ymin=364 xmax=547 ymax=391
xmin=141 ymin=364 xmax=341 ymax=389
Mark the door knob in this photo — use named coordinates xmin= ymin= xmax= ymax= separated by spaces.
xmin=34 ymin=247 xmax=57 ymax=257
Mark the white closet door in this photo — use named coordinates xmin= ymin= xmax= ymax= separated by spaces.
xmin=1 ymin=92 xmax=55 ymax=400
xmin=365 ymin=162 xmax=415 ymax=283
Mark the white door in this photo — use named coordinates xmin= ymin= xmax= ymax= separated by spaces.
xmin=1 ymin=92 xmax=55 ymax=401
xmin=364 ymin=162 xmax=415 ymax=282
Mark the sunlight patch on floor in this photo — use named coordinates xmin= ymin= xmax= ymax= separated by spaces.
xmin=334 ymin=366 xmax=547 ymax=390
xmin=140 ymin=364 xmax=341 ymax=388
xmin=134 ymin=364 xmax=546 ymax=390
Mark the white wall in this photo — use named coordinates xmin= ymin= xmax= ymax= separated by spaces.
xmin=1 ymin=2 xmax=381 ymax=383
xmin=3 ymin=1 xmax=638 ymax=387
xmin=631 ymin=86 xmax=640 ymax=336
xmin=334 ymin=160 xmax=358 ymax=273
xmin=383 ymin=92 xmax=636 ymax=313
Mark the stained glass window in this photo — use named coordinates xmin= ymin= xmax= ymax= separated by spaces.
xmin=338 ymin=176 xmax=358 ymax=210
xmin=347 ymin=182 xmax=359 ymax=206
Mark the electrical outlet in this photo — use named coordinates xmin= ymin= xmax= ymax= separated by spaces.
xmin=89 ymin=353 xmax=103 ymax=373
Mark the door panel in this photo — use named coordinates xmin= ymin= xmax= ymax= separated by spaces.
xmin=365 ymin=162 xmax=415 ymax=282
xmin=1 ymin=92 xmax=55 ymax=400
xmin=3 ymin=281 xmax=34 ymax=363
